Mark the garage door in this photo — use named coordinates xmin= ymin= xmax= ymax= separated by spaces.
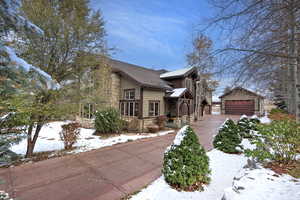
xmin=225 ymin=100 xmax=254 ymax=115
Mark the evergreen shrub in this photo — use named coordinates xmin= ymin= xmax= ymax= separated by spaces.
xmin=213 ymin=119 xmax=242 ymax=153
xmin=162 ymin=126 xmax=210 ymax=191
xmin=94 ymin=108 xmax=124 ymax=134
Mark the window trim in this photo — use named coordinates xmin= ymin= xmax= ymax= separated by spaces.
xmin=148 ymin=100 xmax=160 ymax=117
xmin=124 ymin=89 xmax=135 ymax=100
xmin=120 ymin=100 xmax=139 ymax=117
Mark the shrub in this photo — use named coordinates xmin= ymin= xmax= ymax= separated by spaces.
xmin=237 ymin=116 xmax=260 ymax=138
xmin=94 ymin=108 xmax=124 ymax=134
xmin=156 ymin=115 xmax=167 ymax=130
xmin=59 ymin=122 xmax=80 ymax=150
xmin=147 ymin=125 xmax=159 ymax=133
xmin=269 ymin=112 xmax=295 ymax=121
xmin=162 ymin=126 xmax=210 ymax=191
xmin=0 ymin=191 xmax=13 ymax=200
xmin=269 ymin=108 xmax=287 ymax=115
xmin=245 ymin=120 xmax=300 ymax=164
xmin=213 ymin=119 xmax=242 ymax=153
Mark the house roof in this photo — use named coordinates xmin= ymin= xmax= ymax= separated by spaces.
xmin=109 ymin=59 xmax=172 ymax=90
xmin=219 ymin=87 xmax=264 ymax=99
xmin=160 ymin=66 xmax=197 ymax=79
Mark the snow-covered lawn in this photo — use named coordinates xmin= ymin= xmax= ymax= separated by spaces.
xmin=131 ymin=149 xmax=248 ymax=200
xmin=10 ymin=121 xmax=174 ymax=155
xmin=223 ymin=167 xmax=300 ymax=200
xmin=130 ymin=116 xmax=300 ymax=200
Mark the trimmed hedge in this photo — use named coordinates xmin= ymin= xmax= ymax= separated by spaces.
xmin=162 ymin=126 xmax=210 ymax=191
xmin=213 ymin=119 xmax=242 ymax=153
xmin=94 ymin=108 xmax=124 ymax=134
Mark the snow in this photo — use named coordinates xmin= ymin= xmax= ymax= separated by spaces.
xmin=165 ymin=125 xmax=188 ymax=152
xmin=212 ymin=111 xmax=220 ymax=115
xmin=223 ymin=168 xmax=300 ymax=200
xmin=1 ymin=0 xmax=43 ymax=35
xmin=2 ymin=45 xmax=59 ymax=90
xmin=160 ymin=67 xmax=194 ymax=78
xmin=130 ymin=149 xmax=248 ymax=200
xmin=172 ymin=125 xmax=188 ymax=146
xmin=241 ymin=139 xmax=256 ymax=150
xmin=170 ymin=88 xmax=187 ymax=97
xmin=259 ymin=116 xmax=271 ymax=124
xmin=10 ymin=121 xmax=174 ymax=155
xmin=240 ymin=115 xmax=248 ymax=119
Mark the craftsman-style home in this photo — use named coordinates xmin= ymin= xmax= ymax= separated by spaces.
xmin=80 ymin=59 xmax=212 ymax=131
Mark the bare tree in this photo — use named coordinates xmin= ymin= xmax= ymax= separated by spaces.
xmin=203 ymin=0 xmax=300 ymax=121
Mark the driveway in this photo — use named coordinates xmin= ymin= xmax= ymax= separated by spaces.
xmin=0 ymin=115 xmax=239 ymax=200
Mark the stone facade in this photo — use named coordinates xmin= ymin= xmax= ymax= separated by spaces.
xmin=110 ymin=73 xmax=121 ymax=109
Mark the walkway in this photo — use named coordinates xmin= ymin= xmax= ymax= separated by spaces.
xmin=0 ymin=115 xmax=239 ymax=200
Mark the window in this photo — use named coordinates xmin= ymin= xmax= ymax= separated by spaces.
xmin=80 ymin=103 xmax=95 ymax=119
xmin=124 ymin=89 xmax=135 ymax=100
xmin=120 ymin=101 xmax=139 ymax=117
xmin=149 ymin=101 xmax=160 ymax=116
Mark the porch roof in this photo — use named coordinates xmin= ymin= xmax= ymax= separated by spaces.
xmin=165 ymin=88 xmax=193 ymax=99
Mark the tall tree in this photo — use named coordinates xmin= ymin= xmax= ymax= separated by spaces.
xmin=1 ymin=0 xmax=108 ymax=158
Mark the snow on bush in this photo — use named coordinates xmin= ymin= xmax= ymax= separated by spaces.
xmin=237 ymin=116 xmax=260 ymax=138
xmin=162 ymin=126 xmax=210 ymax=191
xmin=0 ymin=190 xmax=13 ymax=200
xmin=213 ymin=119 xmax=242 ymax=153
xmin=222 ymin=167 xmax=300 ymax=200
xmin=244 ymin=120 xmax=300 ymax=164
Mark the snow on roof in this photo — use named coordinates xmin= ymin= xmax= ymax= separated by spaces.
xmin=170 ymin=88 xmax=187 ymax=97
xmin=160 ymin=66 xmax=194 ymax=78
xmin=213 ymin=95 xmax=220 ymax=102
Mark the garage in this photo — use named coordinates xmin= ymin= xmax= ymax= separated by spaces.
xmin=219 ymin=87 xmax=264 ymax=116
xmin=225 ymin=100 xmax=254 ymax=115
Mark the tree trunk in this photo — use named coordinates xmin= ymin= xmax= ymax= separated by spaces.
xmin=25 ymin=123 xmax=43 ymax=158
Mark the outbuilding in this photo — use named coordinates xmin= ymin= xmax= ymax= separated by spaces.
xmin=219 ymin=87 xmax=264 ymax=116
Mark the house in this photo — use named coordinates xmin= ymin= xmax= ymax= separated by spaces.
xmin=219 ymin=87 xmax=264 ymax=116
xmin=80 ymin=59 xmax=212 ymax=131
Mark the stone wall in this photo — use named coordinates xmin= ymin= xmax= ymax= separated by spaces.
xmin=110 ymin=73 xmax=121 ymax=109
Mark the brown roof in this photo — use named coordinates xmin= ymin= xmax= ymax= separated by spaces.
xmin=219 ymin=87 xmax=264 ymax=98
xmin=109 ymin=59 xmax=172 ymax=90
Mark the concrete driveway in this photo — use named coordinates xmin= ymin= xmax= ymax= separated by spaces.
xmin=0 ymin=115 xmax=239 ymax=200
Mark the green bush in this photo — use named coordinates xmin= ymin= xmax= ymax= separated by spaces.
xmin=94 ymin=108 xmax=124 ymax=134
xmin=213 ymin=119 xmax=242 ymax=153
xmin=245 ymin=120 xmax=300 ymax=164
xmin=237 ymin=116 xmax=260 ymax=138
xmin=162 ymin=126 xmax=210 ymax=191
xmin=269 ymin=108 xmax=287 ymax=115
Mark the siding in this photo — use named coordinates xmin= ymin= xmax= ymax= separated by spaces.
xmin=221 ymin=90 xmax=263 ymax=115
xmin=143 ymin=89 xmax=165 ymax=117
xmin=120 ymin=76 xmax=140 ymax=100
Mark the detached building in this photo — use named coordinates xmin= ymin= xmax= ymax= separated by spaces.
xmin=219 ymin=87 xmax=264 ymax=116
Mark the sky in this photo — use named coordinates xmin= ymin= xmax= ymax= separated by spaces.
xmin=90 ymin=0 xmax=230 ymax=99
xmin=90 ymin=0 xmax=214 ymax=71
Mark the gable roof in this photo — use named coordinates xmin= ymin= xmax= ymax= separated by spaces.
xmin=160 ymin=66 xmax=197 ymax=79
xmin=219 ymin=87 xmax=264 ymax=99
xmin=109 ymin=59 xmax=172 ymax=90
